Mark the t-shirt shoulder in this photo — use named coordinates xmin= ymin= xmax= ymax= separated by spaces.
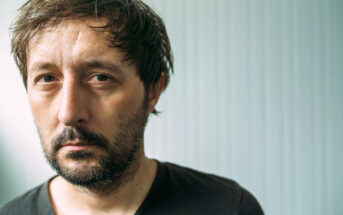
xmin=147 ymin=161 xmax=264 ymax=214
xmin=0 ymin=182 xmax=53 ymax=215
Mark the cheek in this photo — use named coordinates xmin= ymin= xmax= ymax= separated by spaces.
xmin=118 ymin=92 xmax=144 ymax=112
xmin=95 ymin=86 xmax=145 ymax=128
xmin=28 ymin=91 xmax=58 ymax=142
xmin=111 ymin=78 xmax=145 ymax=112
xmin=101 ymin=93 xmax=140 ymax=120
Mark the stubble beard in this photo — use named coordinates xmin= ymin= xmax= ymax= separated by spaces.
xmin=40 ymin=99 xmax=149 ymax=193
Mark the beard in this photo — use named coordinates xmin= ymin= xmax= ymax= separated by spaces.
xmin=40 ymin=99 xmax=149 ymax=190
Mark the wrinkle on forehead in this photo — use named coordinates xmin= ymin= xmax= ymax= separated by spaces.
xmin=27 ymin=19 xmax=118 ymax=74
xmin=28 ymin=18 xmax=110 ymax=58
xmin=26 ymin=18 xmax=136 ymax=81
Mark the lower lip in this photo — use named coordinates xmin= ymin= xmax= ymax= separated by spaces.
xmin=62 ymin=145 xmax=94 ymax=151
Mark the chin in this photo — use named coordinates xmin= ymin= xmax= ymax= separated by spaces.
xmin=51 ymin=151 xmax=130 ymax=188
xmin=58 ymin=161 xmax=109 ymax=186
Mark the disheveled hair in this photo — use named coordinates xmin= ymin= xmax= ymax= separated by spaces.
xmin=11 ymin=0 xmax=173 ymax=114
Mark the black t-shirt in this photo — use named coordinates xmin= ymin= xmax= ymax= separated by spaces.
xmin=0 ymin=161 xmax=264 ymax=215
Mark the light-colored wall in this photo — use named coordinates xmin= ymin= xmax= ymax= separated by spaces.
xmin=1 ymin=0 xmax=342 ymax=214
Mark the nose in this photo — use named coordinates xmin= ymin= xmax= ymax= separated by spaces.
xmin=57 ymin=78 xmax=89 ymax=127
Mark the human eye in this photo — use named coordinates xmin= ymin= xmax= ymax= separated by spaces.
xmin=32 ymin=73 xmax=59 ymax=91
xmin=92 ymin=74 xmax=112 ymax=82
xmin=85 ymin=71 xmax=119 ymax=91
xmin=88 ymin=73 xmax=115 ymax=84
xmin=33 ymin=73 xmax=58 ymax=85
xmin=37 ymin=74 xmax=56 ymax=83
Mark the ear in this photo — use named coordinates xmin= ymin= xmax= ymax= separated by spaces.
xmin=147 ymin=73 xmax=166 ymax=113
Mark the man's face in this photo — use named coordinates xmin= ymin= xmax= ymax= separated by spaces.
xmin=26 ymin=19 xmax=149 ymax=187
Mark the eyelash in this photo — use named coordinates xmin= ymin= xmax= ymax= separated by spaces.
xmin=91 ymin=74 xmax=112 ymax=82
xmin=36 ymin=74 xmax=57 ymax=83
xmin=33 ymin=73 xmax=116 ymax=89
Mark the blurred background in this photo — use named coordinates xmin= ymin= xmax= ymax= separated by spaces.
xmin=1 ymin=0 xmax=343 ymax=214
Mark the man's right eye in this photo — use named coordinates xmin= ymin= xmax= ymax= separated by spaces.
xmin=37 ymin=75 xmax=56 ymax=83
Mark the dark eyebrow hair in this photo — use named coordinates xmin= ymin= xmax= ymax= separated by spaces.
xmin=78 ymin=60 xmax=124 ymax=75
xmin=30 ymin=62 xmax=58 ymax=72
xmin=29 ymin=60 xmax=124 ymax=75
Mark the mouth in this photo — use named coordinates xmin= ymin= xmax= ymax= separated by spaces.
xmin=62 ymin=141 xmax=96 ymax=151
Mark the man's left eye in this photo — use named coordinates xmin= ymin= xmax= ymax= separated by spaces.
xmin=92 ymin=74 xmax=111 ymax=82
xmin=87 ymin=73 xmax=117 ymax=89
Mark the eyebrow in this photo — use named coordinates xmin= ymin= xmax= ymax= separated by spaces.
xmin=29 ymin=60 xmax=124 ymax=75
xmin=30 ymin=62 xmax=57 ymax=72
xmin=78 ymin=60 xmax=124 ymax=75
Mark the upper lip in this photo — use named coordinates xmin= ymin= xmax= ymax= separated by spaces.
xmin=63 ymin=141 xmax=93 ymax=146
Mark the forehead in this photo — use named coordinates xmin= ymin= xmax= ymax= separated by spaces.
xmin=26 ymin=18 xmax=132 ymax=74
xmin=27 ymin=18 xmax=115 ymax=64
xmin=29 ymin=18 xmax=110 ymax=49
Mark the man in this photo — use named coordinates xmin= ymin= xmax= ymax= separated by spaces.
xmin=1 ymin=0 xmax=264 ymax=214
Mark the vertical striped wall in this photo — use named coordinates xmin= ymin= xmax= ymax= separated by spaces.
xmin=0 ymin=0 xmax=342 ymax=214
xmin=143 ymin=0 xmax=343 ymax=214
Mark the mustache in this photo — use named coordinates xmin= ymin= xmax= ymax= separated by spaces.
xmin=51 ymin=127 xmax=109 ymax=152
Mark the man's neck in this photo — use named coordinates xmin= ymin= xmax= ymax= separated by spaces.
xmin=48 ymin=155 xmax=158 ymax=215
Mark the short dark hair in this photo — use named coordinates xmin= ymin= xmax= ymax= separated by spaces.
xmin=11 ymin=0 xmax=173 ymax=114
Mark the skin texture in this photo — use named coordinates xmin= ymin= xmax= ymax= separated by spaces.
xmin=26 ymin=19 xmax=165 ymax=214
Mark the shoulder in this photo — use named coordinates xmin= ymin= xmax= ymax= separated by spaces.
xmin=0 ymin=183 xmax=49 ymax=215
xmin=151 ymin=161 xmax=264 ymax=214
xmin=162 ymin=162 xmax=240 ymax=189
